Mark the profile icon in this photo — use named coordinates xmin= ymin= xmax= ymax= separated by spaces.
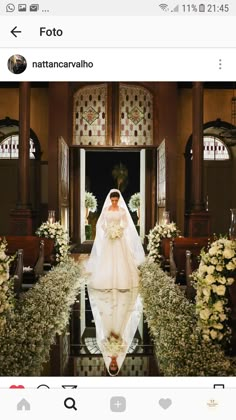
xmin=8 ymin=54 xmax=27 ymax=74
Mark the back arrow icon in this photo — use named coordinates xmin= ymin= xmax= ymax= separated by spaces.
xmin=11 ymin=26 xmax=22 ymax=37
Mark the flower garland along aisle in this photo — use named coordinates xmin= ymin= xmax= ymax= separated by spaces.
xmin=36 ymin=221 xmax=70 ymax=263
xmin=0 ymin=238 xmax=14 ymax=333
xmin=147 ymin=221 xmax=180 ymax=264
xmin=139 ymin=261 xmax=236 ymax=375
xmin=192 ymin=238 xmax=236 ymax=346
xmin=0 ymin=258 xmax=84 ymax=376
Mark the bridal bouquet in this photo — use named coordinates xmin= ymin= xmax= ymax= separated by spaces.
xmin=101 ymin=333 xmax=125 ymax=356
xmin=106 ymin=223 xmax=123 ymax=240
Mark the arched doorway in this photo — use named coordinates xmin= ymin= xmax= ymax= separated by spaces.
xmin=185 ymin=119 xmax=234 ymax=235
xmin=0 ymin=117 xmax=41 ymax=234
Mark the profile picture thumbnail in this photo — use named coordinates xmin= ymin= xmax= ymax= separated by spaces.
xmin=7 ymin=54 xmax=27 ymax=74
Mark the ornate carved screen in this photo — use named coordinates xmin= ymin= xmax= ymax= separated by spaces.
xmin=58 ymin=137 xmax=69 ymax=232
xmin=73 ymin=84 xmax=108 ymax=146
xmin=119 ymin=84 xmax=153 ymax=146
xmin=157 ymin=139 xmax=166 ymax=221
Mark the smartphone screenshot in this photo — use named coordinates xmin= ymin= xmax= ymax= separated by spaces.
xmin=0 ymin=0 xmax=236 ymax=418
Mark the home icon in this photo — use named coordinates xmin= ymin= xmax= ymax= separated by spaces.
xmin=17 ymin=398 xmax=31 ymax=411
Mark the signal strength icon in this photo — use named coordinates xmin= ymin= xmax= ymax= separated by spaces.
xmin=171 ymin=4 xmax=179 ymax=12
xmin=159 ymin=3 xmax=169 ymax=11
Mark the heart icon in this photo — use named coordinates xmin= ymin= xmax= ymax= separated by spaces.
xmin=159 ymin=398 xmax=172 ymax=409
xmin=10 ymin=385 xmax=25 ymax=389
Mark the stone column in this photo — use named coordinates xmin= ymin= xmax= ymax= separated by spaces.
xmin=185 ymin=82 xmax=211 ymax=236
xmin=192 ymin=82 xmax=204 ymax=212
xmin=10 ymin=82 xmax=34 ymax=234
xmin=18 ymin=82 xmax=31 ymax=208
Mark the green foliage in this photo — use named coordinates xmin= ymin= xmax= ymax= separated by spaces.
xmin=85 ymin=224 xmax=92 ymax=240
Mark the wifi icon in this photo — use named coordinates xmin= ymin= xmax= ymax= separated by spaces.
xmin=159 ymin=3 xmax=169 ymax=11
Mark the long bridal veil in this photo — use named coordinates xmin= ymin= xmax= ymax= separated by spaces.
xmin=88 ymin=287 xmax=143 ymax=375
xmin=86 ymin=188 xmax=145 ymax=274
xmin=86 ymin=188 xmax=145 ymax=375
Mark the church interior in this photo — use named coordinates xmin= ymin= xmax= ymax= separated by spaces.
xmin=0 ymin=81 xmax=236 ymax=377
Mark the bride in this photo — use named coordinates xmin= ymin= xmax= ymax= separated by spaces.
xmin=86 ymin=189 xmax=145 ymax=375
xmin=86 ymin=189 xmax=145 ymax=290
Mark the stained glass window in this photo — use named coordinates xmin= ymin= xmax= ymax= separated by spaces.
xmin=73 ymin=84 xmax=107 ymax=146
xmin=119 ymin=84 xmax=153 ymax=146
xmin=0 ymin=135 xmax=35 ymax=159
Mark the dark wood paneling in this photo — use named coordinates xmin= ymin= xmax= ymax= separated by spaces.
xmin=48 ymin=83 xmax=71 ymax=219
xmin=145 ymin=149 xmax=156 ymax=238
xmin=157 ymin=82 xmax=178 ymax=222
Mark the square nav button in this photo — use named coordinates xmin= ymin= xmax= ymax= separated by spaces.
xmin=110 ymin=396 xmax=126 ymax=413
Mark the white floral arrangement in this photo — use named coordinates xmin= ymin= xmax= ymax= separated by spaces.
xmin=101 ymin=334 xmax=125 ymax=356
xmin=128 ymin=192 xmax=140 ymax=212
xmin=0 ymin=258 xmax=84 ymax=376
xmin=147 ymin=222 xmax=180 ymax=264
xmin=139 ymin=260 xmax=236 ymax=376
xmin=192 ymin=238 xmax=236 ymax=345
xmin=106 ymin=223 xmax=123 ymax=240
xmin=85 ymin=191 xmax=97 ymax=212
xmin=35 ymin=221 xmax=70 ymax=263
xmin=0 ymin=238 xmax=14 ymax=333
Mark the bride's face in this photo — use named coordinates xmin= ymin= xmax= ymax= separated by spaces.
xmin=109 ymin=357 xmax=119 ymax=375
xmin=110 ymin=197 xmax=119 ymax=207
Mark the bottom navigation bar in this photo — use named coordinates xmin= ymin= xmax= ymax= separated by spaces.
xmin=0 ymin=388 xmax=234 ymax=419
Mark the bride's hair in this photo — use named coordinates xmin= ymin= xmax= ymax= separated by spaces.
xmin=110 ymin=191 xmax=120 ymax=199
xmin=108 ymin=357 xmax=119 ymax=376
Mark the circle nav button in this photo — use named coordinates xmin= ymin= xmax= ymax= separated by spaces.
xmin=64 ymin=398 xmax=77 ymax=411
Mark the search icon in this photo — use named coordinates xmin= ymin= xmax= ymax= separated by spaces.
xmin=64 ymin=397 xmax=77 ymax=411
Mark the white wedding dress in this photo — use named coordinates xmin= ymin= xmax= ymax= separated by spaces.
xmin=85 ymin=189 xmax=145 ymax=374
xmin=87 ymin=207 xmax=140 ymax=290
xmin=88 ymin=287 xmax=143 ymax=374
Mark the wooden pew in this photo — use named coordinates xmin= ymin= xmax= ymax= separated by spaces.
xmin=13 ymin=249 xmax=23 ymax=297
xmin=185 ymin=249 xmax=196 ymax=300
xmin=2 ymin=236 xmax=55 ymax=294
xmin=161 ymin=236 xmax=210 ymax=284
xmin=4 ymin=236 xmax=55 ymax=267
